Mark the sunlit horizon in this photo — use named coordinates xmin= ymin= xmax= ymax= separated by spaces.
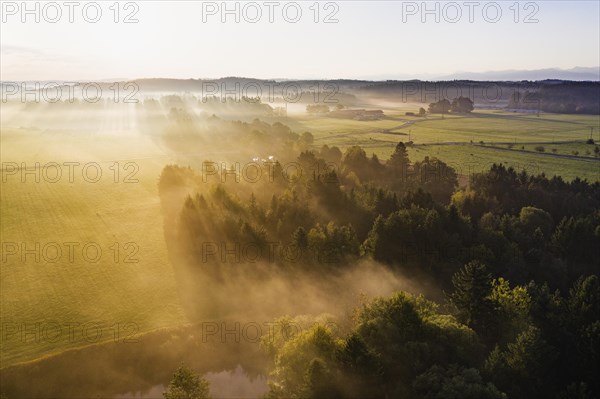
xmin=2 ymin=1 xmax=599 ymax=81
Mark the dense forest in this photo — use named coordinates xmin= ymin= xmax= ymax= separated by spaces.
xmin=507 ymin=81 xmax=600 ymax=114
xmin=158 ymin=118 xmax=600 ymax=399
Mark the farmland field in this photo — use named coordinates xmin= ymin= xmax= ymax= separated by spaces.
xmin=0 ymin=128 xmax=186 ymax=367
xmin=282 ymin=110 xmax=600 ymax=182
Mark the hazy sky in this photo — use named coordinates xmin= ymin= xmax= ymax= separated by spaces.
xmin=1 ymin=0 xmax=599 ymax=80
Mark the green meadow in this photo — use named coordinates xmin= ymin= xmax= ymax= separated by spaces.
xmin=283 ymin=110 xmax=600 ymax=182
xmin=0 ymin=128 xmax=186 ymax=367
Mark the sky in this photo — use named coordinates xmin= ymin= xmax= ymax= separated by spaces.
xmin=1 ymin=0 xmax=599 ymax=80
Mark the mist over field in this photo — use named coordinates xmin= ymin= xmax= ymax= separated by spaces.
xmin=1 ymin=1 xmax=600 ymax=398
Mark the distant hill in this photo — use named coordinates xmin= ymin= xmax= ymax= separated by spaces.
xmin=437 ymin=67 xmax=600 ymax=82
xmin=356 ymin=80 xmax=600 ymax=114
xmin=3 ymin=77 xmax=598 ymax=114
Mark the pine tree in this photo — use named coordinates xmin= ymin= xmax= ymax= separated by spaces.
xmin=449 ymin=261 xmax=497 ymax=337
xmin=292 ymin=226 xmax=309 ymax=250
xmin=387 ymin=142 xmax=409 ymax=174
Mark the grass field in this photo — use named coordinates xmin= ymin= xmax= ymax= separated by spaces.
xmin=0 ymin=128 xmax=186 ymax=367
xmin=282 ymin=110 xmax=600 ymax=182
xmin=392 ymin=111 xmax=599 ymax=143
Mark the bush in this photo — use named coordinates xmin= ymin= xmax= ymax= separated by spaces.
xmin=534 ymin=146 xmax=545 ymax=152
xmin=164 ymin=366 xmax=211 ymax=399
